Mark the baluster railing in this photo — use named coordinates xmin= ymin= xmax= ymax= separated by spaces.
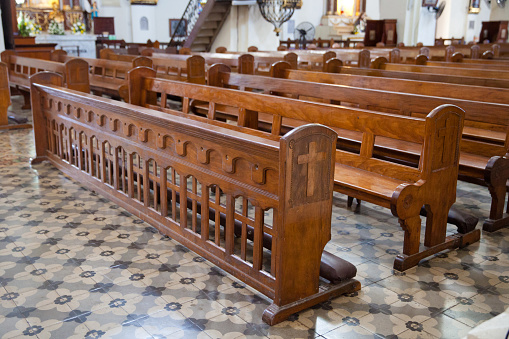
xmin=169 ymin=0 xmax=205 ymax=48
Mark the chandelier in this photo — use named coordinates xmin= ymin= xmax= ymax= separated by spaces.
xmin=257 ymin=0 xmax=303 ymax=36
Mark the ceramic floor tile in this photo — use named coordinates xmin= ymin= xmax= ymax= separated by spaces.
xmin=0 ymin=110 xmax=508 ymax=338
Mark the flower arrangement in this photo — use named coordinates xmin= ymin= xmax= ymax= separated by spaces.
xmin=17 ymin=13 xmax=41 ymax=37
xmin=71 ymin=21 xmax=86 ymax=35
xmin=48 ymin=20 xmax=65 ymax=35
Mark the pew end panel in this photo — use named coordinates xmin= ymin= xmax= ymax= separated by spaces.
xmin=0 ymin=62 xmax=11 ymax=127
xmin=30 ymin=72 xmax=64 ymax=164
xmin=29 ymin=78 xmax=360 ymax=325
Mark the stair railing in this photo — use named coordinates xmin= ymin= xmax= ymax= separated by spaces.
xmin=169 ymin=0 xmax=206 ymax=48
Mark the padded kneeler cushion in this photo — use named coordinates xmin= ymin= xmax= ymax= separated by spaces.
xmin=447 ymin=206 xmax=479 ymax=234
xmin=420 ymin=205 xmax=479 ymax=234
xmin=320 ymin=251 xmax=357 ymax=284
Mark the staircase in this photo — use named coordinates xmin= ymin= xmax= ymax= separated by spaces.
xmin=170 ymin=0 xmax=233 ymax=52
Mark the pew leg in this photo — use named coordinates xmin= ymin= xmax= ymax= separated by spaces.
xmin=20 ymin=90 xmax=31 ymax=110
xmin=423 ymin=204 xmax=448 ymax=248
xmin=394 ymin=210 xmax=480 ymax=272
xmin=0 ymin=105 xmax=8 ymax=126
xmin=483 ymin=156 xmax=509 ymax=232
xmin=346 ymin=196 xmax=361 ymax=213
xmin=399 ymin=215 xmax=421 ymax=257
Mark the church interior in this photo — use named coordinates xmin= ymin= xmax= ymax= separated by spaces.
xmin=0 ymin=0 xmax=508 ymax=338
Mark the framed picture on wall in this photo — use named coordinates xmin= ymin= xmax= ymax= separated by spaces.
xmin=170 ymin=19 xmax=187 ymax=37
xmin=469 ymin=0 xmax=480 ymax=13
xmin=421 ymin=0 xmax=438 ymax=7
xmin=131 ymin=0 xmax=158 ymax=4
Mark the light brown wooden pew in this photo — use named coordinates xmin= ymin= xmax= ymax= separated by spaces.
xmin=55 ymin=55 xmax=154 ymax=101
xmin=211 ymin=64 xmax=509 ymax=232
xmin=29 ymin=72 xmax=360 ymax=326
xmin=128 ymin=67 xmax=478 ymax=271
xmin=279 ymin=67 xmax=509 ymax=105
xmin=376 ymin=61 xmax=509 ymax=80
xmin=323 ymin=58 xmax=509 ymax=89
xmin=0 ymin=51 xmax=89 ymax=109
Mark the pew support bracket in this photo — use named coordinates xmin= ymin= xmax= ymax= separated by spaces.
xmin=263 ymin=279 xmax=361 ymax=326
xmin=393 ymin=229 xmax=481 ymax=272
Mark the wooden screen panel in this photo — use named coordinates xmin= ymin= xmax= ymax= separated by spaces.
xmin=93 ymin=17 xmax=115 ymax=35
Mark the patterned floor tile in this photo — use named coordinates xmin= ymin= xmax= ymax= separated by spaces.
xmin=0 ymin=98 xmax=508 ymax=338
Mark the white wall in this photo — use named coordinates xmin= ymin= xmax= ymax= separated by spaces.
xmin=465 ymin=0 xmax=490 ymax=43
xmin=365 ymin=0 xmax=380 ymax=20
xmin=213 ymin=1 xmax=325 ymax=52
xmin=436 ymin=0 xmax=469 ymax=40
xmin=416 ymin=5 xmax=436 ymax=46
xmin=490 ymin=2 xmax=509 ymax=21
xmin=96 ymin=0 xmax=187 ymax=43
xmin=0 ymin=8 xmax=4 ymax=53
xmin=96 ymin=0 xmax=132 ymax=41
xmin=379 ymin=0 xmax=408 ymax=44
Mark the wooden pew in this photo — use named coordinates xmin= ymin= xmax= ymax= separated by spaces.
xmin=127 ymin=67 xmax=477 ymax=271
xmin=29 ymin=72 xmax=360 ymax=326
xmin=212 ymin=64 xmax=509 ymax=232
xmin=324 ymin=58 xmax=509 ymax=89
xmin=376 ymin=61 xmax=509 ymax=80
xmin=280 ymin=68 xmax=509 ymax=105
xmin=0 ymin=51 xmax=89 ymax=109
xmin=151 ymin=52 xmax=294 ymax=75
xmin=54 ymin=55 xmax=151 ymax=101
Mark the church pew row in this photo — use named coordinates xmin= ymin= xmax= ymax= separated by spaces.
xmin=127 ymin=67 xmax=480 ymax=271
xmin=324 ymin=58 xmax=509 ymax=89
xmin=281 ymin=67 xmax=509 ymax=105
xmin=108 ymin=48 xmax=335 ymax=74
xmin=0 ymin=62 xmax=12 ymax=129
xmin=209 ymin=63 xmax=509 ymax=232
xmin=29 ymin=72 xmax=361 ymax=326
xmin=59 ymin=51 xmax=207 ymax=87
xmin=374 ymin=60 xmax=509 ymax=80
xmin=0 ymin=51 xmax=89 ymax=109
xmin=420 ymin=59 xmax=509 ymax=71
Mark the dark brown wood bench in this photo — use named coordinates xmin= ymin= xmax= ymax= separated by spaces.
xmin=29 ymin=71 xmax=360 ymax=326
xmin=0 ymin=51 xmax=89 ymax=109
xmin=127 ymin=67 xmax=479 ymax=271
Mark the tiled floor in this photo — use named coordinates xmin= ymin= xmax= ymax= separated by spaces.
xmin=0 ymin=96 xmax=508 ymax=338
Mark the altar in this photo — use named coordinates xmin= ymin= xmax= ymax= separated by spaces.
xmin=35 ymin=33 xmax=96 ymax=58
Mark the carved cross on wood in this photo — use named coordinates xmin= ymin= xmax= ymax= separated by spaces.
xmin=298 ymin=141 xmax=326 ymax=197
xmin=437 ymin=117 xmax=456 ymax=165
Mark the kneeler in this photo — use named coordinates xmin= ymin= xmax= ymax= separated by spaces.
xmin=347 ymin=197 xmax=479 ymax=235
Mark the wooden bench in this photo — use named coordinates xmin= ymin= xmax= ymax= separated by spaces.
xmin=376 ymin=61 xmax=509 ymax=80
xmin=324 ymin=58 xmax=509 ymax=89
xmin=217 ymin=63 xmax=509 ymax=232
xmin=127 ymin=67 xmax=477 ymax=271
xmin=0 ymin=51 xmax=89 ymax=109
xmin=29 ymin=71 xmax=360 ymax=326
xmin=57 ymin=56 xmax=152 ymax=101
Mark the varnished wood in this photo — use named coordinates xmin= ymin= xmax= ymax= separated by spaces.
xmin=276 ymin=67 xmax=509 ymax=231
xmin=128 ymin=68 xmax=474 ymax=270
xmin=0 ymin=51 xmax=89 ymax=109
xmin=29 ymin=74 xmax=359 ymax=325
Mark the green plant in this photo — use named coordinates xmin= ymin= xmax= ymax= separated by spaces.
xmin=17 ymin=14 xmax=33 ymax=37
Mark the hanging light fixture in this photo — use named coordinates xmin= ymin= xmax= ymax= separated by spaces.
xmin=257 ymin=0 xmax=303 ymax=36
